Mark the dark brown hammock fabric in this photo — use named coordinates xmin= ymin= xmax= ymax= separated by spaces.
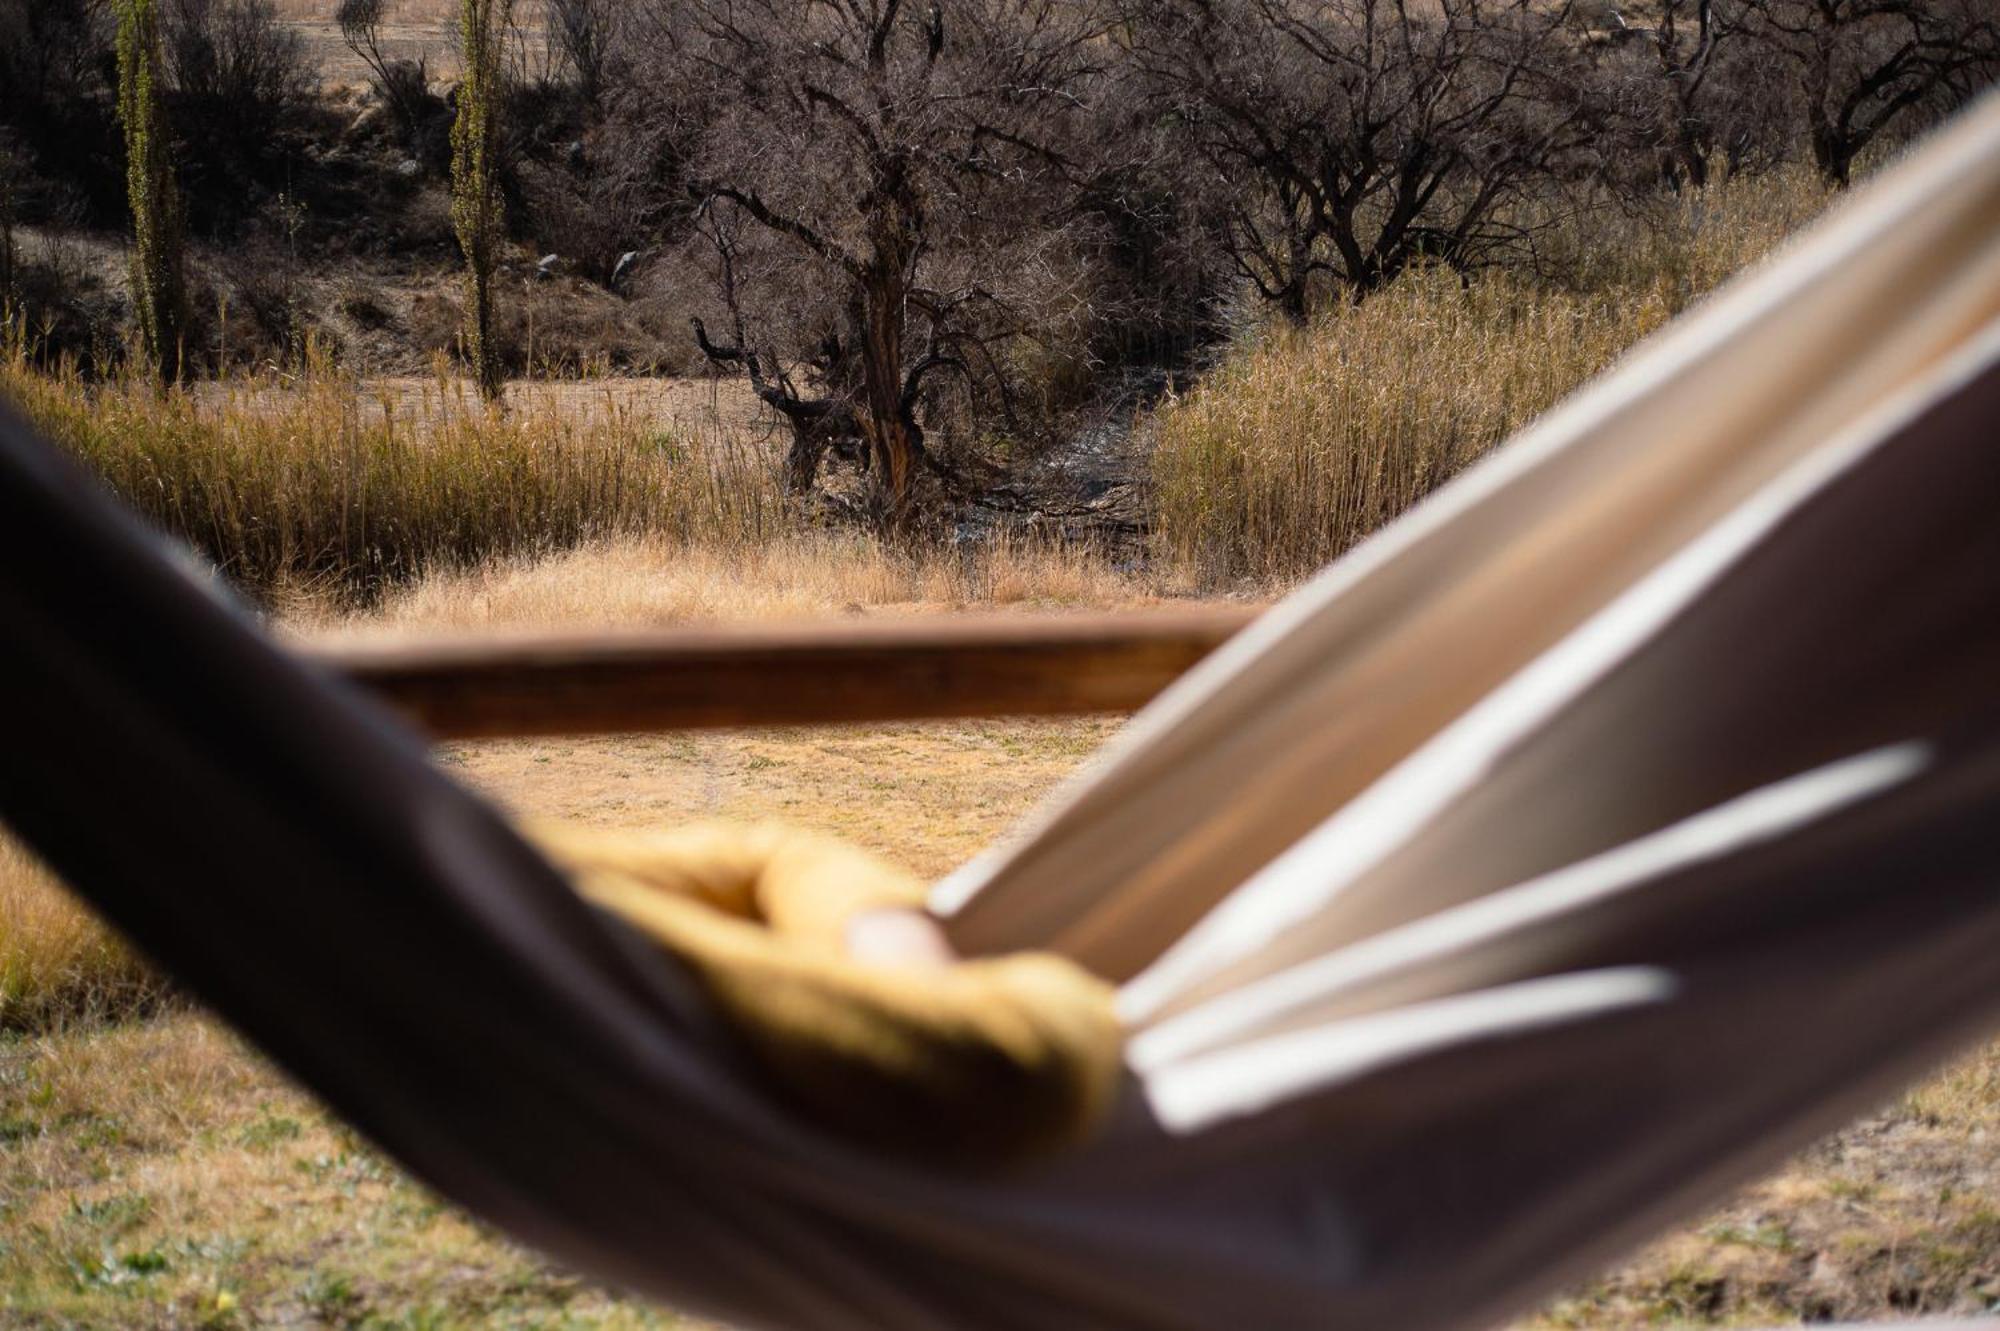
xmin=4 ymin=94 xmax=2000 ymax=1331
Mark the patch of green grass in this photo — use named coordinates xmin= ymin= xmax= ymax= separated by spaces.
xmin=302 ymin=1268 xmax=365 ymax=1319
xmin=69 ymin=1192 xmax=154 ymax=1235
xmin=236 ymin=1106 xmax=304 ymax=1150
xmin=1701 ymin=1220 xmax=1796 ymax=1253
xmin=66 ymin=1243 xmax=173 ymax=1291
xmin=1646 ymin=1265 xmax=1731 ymax=1323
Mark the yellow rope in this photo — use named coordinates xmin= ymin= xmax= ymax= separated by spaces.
xmin=528 ymin=821 xmax=1123 ymax=1168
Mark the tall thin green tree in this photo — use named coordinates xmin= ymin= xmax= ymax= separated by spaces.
xmin=115 ymin=0 xmax=188 ymax=385
xmin=452 ymin=0 xmax=509 ymax=402
xmin=0 ymin=161 xmax=17 ymax=332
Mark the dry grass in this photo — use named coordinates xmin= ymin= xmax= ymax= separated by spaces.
xmin=0 ymin=1011 xmax=699 ymax=1329
xmin=1527 ymin=1041 xmax=2000 ymax=1327
xmin=0 ymin=839 xmax=164 ymax=1034
xmin=2 ymin=710 xmax=1994 ymax=1329
xmin=1 ymin=341 xmax=788 ymax=607
xmin=1151 ymin=170 xmax=1833 ymax=587
xmin=1 ymin=337 xmax=1151 ymax=621
xmin=0 ymin=527 xmax=1160 ymax=1046
xmin=291 ymin=529 xmax=1166 ymax=639
xmin=273 ymin=0 xmax=516 ymax=87
xmin=0 ymin=514 xmax=1162 ymax=1044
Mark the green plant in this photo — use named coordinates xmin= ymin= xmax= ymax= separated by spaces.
xmin=237 ymin=1108 xmax=304 ymax=1150
xmin=304 ymin=1268 xmax=365 ymax=1320
xmin=0 ymin=157 xmax=17 ymax=327
xmin=451 ymin=0 xmax=511 ymax=403
xmin=114 ymin=0 xmax=189 ymax=385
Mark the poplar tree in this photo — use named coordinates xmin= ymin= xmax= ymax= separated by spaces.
xmin=116 ymin=0 xmax=188 ymax=384
xmin=452 ymin=0 xmax=510 ymax=402
xmin=1 ymin=166 xmax=17 ymax=330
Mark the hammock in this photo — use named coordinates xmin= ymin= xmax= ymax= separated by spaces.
xmin=3 ymin=90 xmax=2000 ymax=1331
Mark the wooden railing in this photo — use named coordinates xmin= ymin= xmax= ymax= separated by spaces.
xmin=308 ymin=607 xmax=1261 ymax=739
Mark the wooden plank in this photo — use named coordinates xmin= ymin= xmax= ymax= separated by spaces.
xmin=307 ymin=607 xmax=1260 ymax=739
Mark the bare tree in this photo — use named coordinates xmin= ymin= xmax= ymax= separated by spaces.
xmin=0 ymin=0 xmax=115 ymax=151
xmin=644 ymin=0 xmax=1115 ymax=528
xmin=686 ymin=200 xmax=869 ymax=494
xmin=163 ymin=0 xmax=309 ymax=136
xmin=1745 ymin=0 xmax=1999 ymax=186
xmin=1587 ymin=0 xmax=1740 ymax=188
xmin=547 ymin=0 xmax=620 ymax=109
xmin=1131 ymin=0 xmax=1599 ymax=322
xmin=339 ymin=0 xmax=433 ymax=149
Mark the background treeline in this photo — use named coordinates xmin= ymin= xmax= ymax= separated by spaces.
xmin=2 ymin=0 xmax=1996 ymax=573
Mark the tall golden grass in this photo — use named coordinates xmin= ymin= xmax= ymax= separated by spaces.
xmin=295 ymin=529 xmax=1163 ymax=639
xmin=1 ymin=338 xmax=787 ymax=606
xmin=1151 ymin=171 xmax=1833 ymax=586
xmin=0 ymin=837 xmax=166 ymax=1031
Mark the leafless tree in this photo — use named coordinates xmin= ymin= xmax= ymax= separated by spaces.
xmin=0 ymin=0 xmax=115 ymax=164
xmin=1587 ymin=0 xmax=1739 ymax=188
xmin=1744 ymin=0 xmax=1999 ymax=186
xmin=641 ymin=0 xmax=1117 ymax=528
xmin=163 ymin=0 xmax=309 ymax=134
xmin=1130 ymin=0 xmax=1599 ymax=323
xmin=339 ymin=0 xmax=433 ymax=148
xmin=547 ymin=0 xmax=620 ymax=109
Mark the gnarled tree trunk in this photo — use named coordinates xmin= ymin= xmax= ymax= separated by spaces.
xmin=853 ymin=260 xmax=921 ymax=526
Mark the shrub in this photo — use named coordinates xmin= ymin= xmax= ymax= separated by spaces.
xmin=1 ymin=337 xmax=788 ymax=605
xmin=0 ymin=835 xmax=166 ymax=1033
xmin=338 ymin=0 xmax=443 ymax=155
xmin=162 ymin=0 xmax=309 ymax=134
xmin=1151 ymin=171 xmax=1831 ymax=586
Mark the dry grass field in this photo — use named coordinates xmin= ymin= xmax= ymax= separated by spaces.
xmin=188 ymin=374 xmax=767 ymax=437
xmin=1 ymin=344 xmax=791 ymax=606
xmin=1151 ymin=167 xmax=1830 ymax=585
